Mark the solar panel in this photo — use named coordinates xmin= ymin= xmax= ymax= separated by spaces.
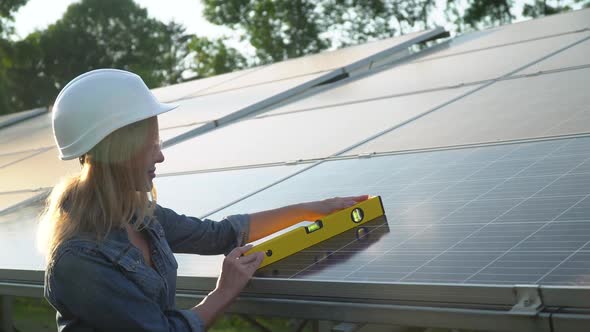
xmin=0 ymin=150 xmax=40 ymax=169
xmin=347 ymin=67 xmax=590 ymax=155
xmin=0 ymin=148 xmax=79 ymax=192
xmin=421 ymin=8 xmax=590 ymax=60
xmin=205 ymin=136 xmax=590 ymax=286
xmin=0 ymin=191 xmax=39 ymax=213
xmin=0 ymin=201 xmax=44 ymax=269
xmin=197 ymin=30 xmax=432 ymax=95
xmin=518 ymin=37 xmax=590 ymax=75
xmin=263 ymin=32 xmax=588 ymax=117
xmin=159 ymin=124 xmax=204 ymax=142
xmin=157 ymin=86 xmax=477 ymax=174
xmin=0 ymin=112 xmax=54 ymax=154
xmin=150 ymin=67 xmax=260 ymax=103
xmin=153 ymin=164 xmax=306 ymax=218
xmin=0 ymin=108 xmax=46 ymax=129
xmin=157 ymin=72 xmax=326 ymax=130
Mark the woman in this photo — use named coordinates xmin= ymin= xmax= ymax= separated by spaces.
xmin=40 ymin=69 xmax=367 ymax=331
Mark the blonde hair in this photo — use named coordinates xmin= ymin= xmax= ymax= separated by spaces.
xmin=39 ymin=117 xmax=158 ymax=263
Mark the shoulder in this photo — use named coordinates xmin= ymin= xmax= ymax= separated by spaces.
xmin=153 ymin=204 xmax=181 ymax=222
xmin=48 ymin=238 xmax=107 ymax=279
xmin=48 ymin=233 xmax=138 ymax=277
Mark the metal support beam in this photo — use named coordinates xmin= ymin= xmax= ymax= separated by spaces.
xmin=0 ymin=296 xmax=14 ymax=332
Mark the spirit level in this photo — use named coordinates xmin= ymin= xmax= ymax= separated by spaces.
xmin=246 ymin=196 xmax=385 ymax=268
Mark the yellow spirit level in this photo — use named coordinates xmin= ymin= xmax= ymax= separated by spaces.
xmin=246 ymin=196 xmax=385 ymax=268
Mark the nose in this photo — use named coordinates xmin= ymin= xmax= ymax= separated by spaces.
xmin=156 ymin=149 xmax=165 ymax=164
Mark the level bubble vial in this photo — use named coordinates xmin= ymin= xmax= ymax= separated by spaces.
xmin=351 ymin=208 xmax=364 ymax=223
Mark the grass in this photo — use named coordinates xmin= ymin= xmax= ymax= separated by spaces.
xmin=11 ymin=297 xmax=309 ymax=332
xmin=13 ymin=298 xmax=55 ymax=332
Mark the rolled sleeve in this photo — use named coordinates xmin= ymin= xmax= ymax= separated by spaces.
xmin=224 ymin=213 xmax=250 ymax=249
xmin=155 ymin=205 xmax=250 ymax=255
xmin=45 ymin=250 xmax=205 ymax=332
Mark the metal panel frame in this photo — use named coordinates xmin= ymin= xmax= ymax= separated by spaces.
xmin=0 ymin=108 xmax=46 ymax=130
xmin=2 ymin=268 xmax=588 ymax=331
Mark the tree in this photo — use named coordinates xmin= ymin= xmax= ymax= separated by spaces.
xmin=0 ymin=0 xmax=28 ymax=114
xmin=4 ymin=32 xmax=58 ymax=112
xmin=447 ymin=0 xmax=589 ymax=33
xmin=203 ymin=0 xmax=589 ymax=65
xmin=523 ymin=0 xmax=574 ymax=18
xmin=33 ymin=0 xmax=191 ymax=98
xmin=187 ymin=36 xmax=247 ymax=79
xmin=446 ymin=0 xmax=514 ymax=32
xmin=202 ymin=0 xmax=437 ymax=64
xmin=0 ymin=0 xmax=28 ymax=37
xmin=2 ymin=0 xmax=245 ymax=114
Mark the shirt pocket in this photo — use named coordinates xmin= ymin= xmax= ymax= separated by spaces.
xmin=115 ymin=251 xmax=165 ymax=302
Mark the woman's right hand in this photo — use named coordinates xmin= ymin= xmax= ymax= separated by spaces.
xmin=216 ymin=245 xmax=264 ymax=297
xmin=193 ymin=245 xmax=263 ymax=328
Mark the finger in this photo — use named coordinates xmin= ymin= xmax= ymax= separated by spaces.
xmin=345 ymin=200 xmax=357 ymax=207
xmin=246 ymin=253 xmax=264 ymax=273
xmin=227 ymin=244 xmax=254 ymax=260
xmin=344 ymin=195 xmax=369 ymax=202
xmin=239 ymin=251 xmax=262 ymax=265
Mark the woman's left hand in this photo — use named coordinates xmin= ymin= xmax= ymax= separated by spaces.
xmin=302 ymin=195 xmax=369 ymax=220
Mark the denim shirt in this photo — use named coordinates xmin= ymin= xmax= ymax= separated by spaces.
xmin=44 ymin=205 xmax=250 ymax=332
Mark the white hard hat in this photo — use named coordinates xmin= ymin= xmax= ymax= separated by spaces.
xmin=52 ymin=69 xmax=178 ymax=160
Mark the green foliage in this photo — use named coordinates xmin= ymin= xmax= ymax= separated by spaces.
xmin=0 ymin=0 xmax=28 ymax=114
xmin=4 ymin=32 xmax=52 ymax=111
xmin=202 ymin=0 xmax=586 ymax=63
xmin=522 ymin=0 xmax=577 ymax=18
xmin=0 ymin=0 xmax=247 ymax=115
xmin=12 ymin=297 xmax=307 ymax=332
xmin=446 ymin=0 xmax=514 ymax=32
xmin=203 ymin=0 xmax=437 ymax=64
xmin=464 ymin=0 xmax=514 ymax=28
xmin=188 ymin=36 xmax=247 ymax=78
xmin=33 ymin=0 xmax=189 ymax=98
xmin=13 ymin=297 xmax=56 ymax=332
xmin=0 ymin=0 xmax=28 ymax=36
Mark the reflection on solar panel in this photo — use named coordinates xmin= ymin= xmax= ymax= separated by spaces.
xmin=0 ymin=191 xmax=40 ymax=213
xmin=157 ymin=72 xmax=326 ymax=130
xmin=210 ymin=136 xmax=590 ymax=285
xmin=157 ymin=86 xmax=477 ymax=173
xmin=0 ymin=201 xmax=45 ymax=269
xmin=0 ymin=148 xmax=79 ymax=192
xmin=0 ymin=150 xmax=40 ymax=169
xmin=150 ymin=67 xmax=260 ymax=103
xmin=154 ymin=164 xmax=306 ymax=218
xmin=0 ymin=112 xmax=54 ymax=154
